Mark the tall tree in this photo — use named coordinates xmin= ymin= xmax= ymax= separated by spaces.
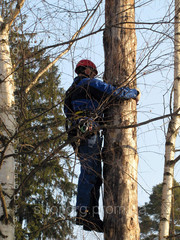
xmin=0 ymin=1 xmax=25 ymax=239
xmin=159 ymin=1 xmax=180 ymax=239
xmin=10 ymin=29 xmax=75 ymax=239
xmin=103 ymin=0 xmax=140 ymax=239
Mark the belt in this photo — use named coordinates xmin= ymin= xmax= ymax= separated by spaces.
xmin=73 ymin=111 xmax=85 ymax=120
xmin=73 ymin=110 xmax=93 ymax=120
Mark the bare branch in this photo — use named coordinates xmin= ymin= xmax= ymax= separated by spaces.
xmin=102 ymin=108 xmax=180 ymax=130
xmin=28 ymin=216 xmax=74 ymax=236
xmin=32 ymin=21 xmax=174 ymax=54
xmin=174 ymin=154 xmax=180 ymax=165
xmin=25 ymin=0 xmax=103 ymax=94
xmin=166 ymin=233 xmax=180 ymax=239
xmin=3 ymin=0 xmax=25 ymax=32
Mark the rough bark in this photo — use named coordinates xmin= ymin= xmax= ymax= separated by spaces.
xmin=159 ymin=1 xmax=180 ymax=239
xmin=103 ymin=0 xmax=140 ymax=239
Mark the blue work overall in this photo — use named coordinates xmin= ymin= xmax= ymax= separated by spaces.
xmin=76 ymin=133 xmax=102 ymax=213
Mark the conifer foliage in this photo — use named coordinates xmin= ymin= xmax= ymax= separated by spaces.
xmin=139 ymin=181 xmax=180 ymax=240
xmin=10 ymin=27 xmax=75 ymax=239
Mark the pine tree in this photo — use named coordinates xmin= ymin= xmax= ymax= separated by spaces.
xmin=10 ymin=25 xmax=75 ymax=239
xmin=139 ymin=181 xmax=180 ymax=240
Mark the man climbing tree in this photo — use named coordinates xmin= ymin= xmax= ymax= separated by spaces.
xmin=64 ymin=59 xmax=140 ymax=233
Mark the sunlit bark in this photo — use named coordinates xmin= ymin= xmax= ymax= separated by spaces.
xmin=159 ymin=1 xmax=180 ymax=239
xmin=103 ymin=0 xmax=140 ymax=239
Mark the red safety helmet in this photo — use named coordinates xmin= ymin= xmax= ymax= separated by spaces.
xmin=75 ymin=59 xmax=98 ymax=75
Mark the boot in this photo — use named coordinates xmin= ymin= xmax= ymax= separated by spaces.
xmin=83 ymin=216 xmax=104 ymax=232
xmin=76 ymin=210 xmax=88 ymax=225
xmin=76 ymin=210 xmax=104 ymax=232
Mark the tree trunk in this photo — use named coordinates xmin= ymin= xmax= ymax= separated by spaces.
xmin=159 ymin=1 xmax=180 ymax=239
xmin=103 ymin=0 xmax=140 ymax=239
xmin=0 ymin=2 xmax=25 ymax=238
xmin=169 ymin=191 xmax=175 ymax=240
xmin=0 ymin=25 xmax=16 ymax=240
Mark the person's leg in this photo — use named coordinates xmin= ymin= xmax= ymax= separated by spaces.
xmin=76 ymin=134 xmax=102 ymax=211
xmin=76 ymin=134 xmax=103 ymax=231
xmin=90 ymin=176 xmax=102 ymax=218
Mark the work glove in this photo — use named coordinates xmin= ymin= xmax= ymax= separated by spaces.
xmin=135 ymin=88 xmax=141 ymax=102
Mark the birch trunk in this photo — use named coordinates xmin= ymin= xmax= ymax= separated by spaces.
xmin=103 ymin=0 xmax=140 ymax=239
xmin=159 ymin=1 xmax=180 ymax=239
xmin=0 ymin=21 xmax=16 ymax=240
xmin=0 ymin=2 xmax=25 ymax=238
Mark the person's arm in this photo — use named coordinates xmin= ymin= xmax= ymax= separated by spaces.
xmin=78 ymin=78 xmax=140 ymax=101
